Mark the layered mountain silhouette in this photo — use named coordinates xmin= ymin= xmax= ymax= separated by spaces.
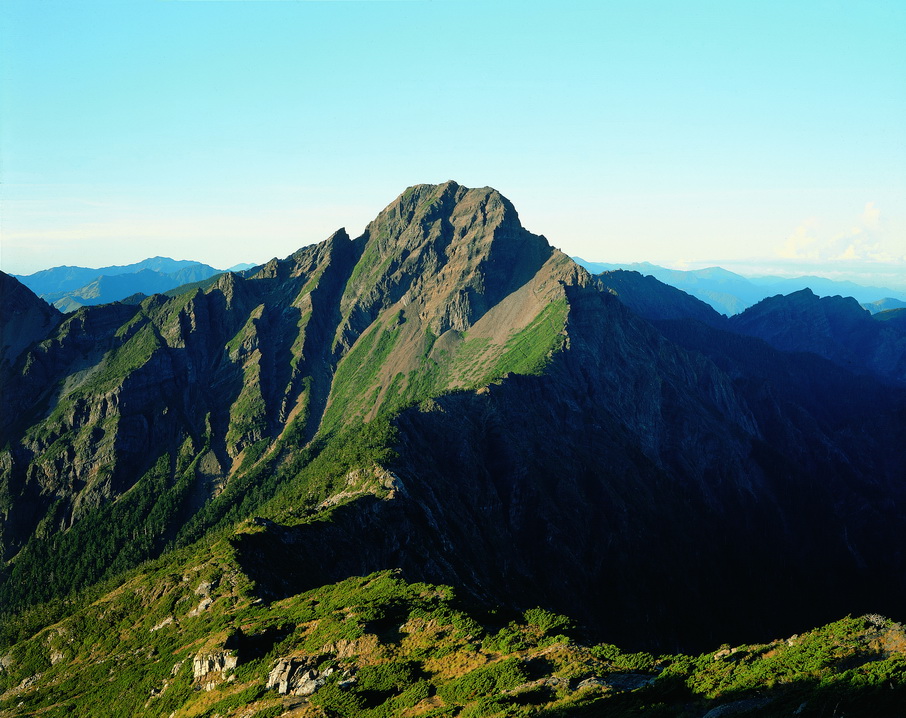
xmin=13 ymin=256 xmax=227 ymax=312
xmin=728 ymin=289 xmax=906 ymax=385
xmin=575 ymin=258 xmax=906 ymax=315
xmin=594 ymin=269 xmax=728 ymax=328
xmin=597 ymin=270 xmax=906 ymax=387
xmin=2 ymin=182 xmax=905 ymax=663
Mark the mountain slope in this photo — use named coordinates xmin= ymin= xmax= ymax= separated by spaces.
xmin=864 ymin=297 xmax=906 ymax=314
xmin=2 ymin=553 xmax=904 ymax=718
xmin=1 ymin=181 xmax=905 ymax=670
xmin=874 ymin=307 xmax=906 ymax=332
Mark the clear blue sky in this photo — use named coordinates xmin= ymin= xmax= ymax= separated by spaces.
xmin=2 ymin=0 xmax=904 ymax=289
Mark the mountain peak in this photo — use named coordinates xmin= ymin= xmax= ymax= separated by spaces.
xmin=348 ymin=182 xmax=569 ymax=328
xmin=374 ymin=181 xmax=519 ymax=238
xmin=788 ymin=287 xmax=817 ymax=299
xmin=764 ymin=287 xmax=867 ymax=318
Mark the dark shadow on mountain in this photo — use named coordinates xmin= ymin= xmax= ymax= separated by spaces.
xmin=535 ymin=668 xmax=906 ymax=717
xmin=225 ymin=623 xmax=294 ymax=664
xmin=232 ymin=365 xmax=906 ymax=654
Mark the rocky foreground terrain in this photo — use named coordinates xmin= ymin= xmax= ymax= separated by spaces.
xmin=1 ymin=182 xmax=905 ymax=716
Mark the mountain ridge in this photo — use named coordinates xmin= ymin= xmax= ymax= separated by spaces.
xmin=0 ymin=274 xmax=63 ymax=369
xmin=1 ymin=182 xmax=906 ymax=714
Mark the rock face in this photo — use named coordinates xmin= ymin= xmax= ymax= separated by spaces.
xmin=266 ymin=658 xmax=334 ymax=696
xmin=2 ymin=182 xmax=906 ymax=652
xmin=192 ymin=652 xmax=237 ymax=680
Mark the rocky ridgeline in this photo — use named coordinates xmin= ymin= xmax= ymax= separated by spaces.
xmin=4 ymin=559 xmax=902 ymax=718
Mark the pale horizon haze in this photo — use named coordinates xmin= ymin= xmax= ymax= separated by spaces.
xmin=2 ymin=1 xmax=904 ymax=291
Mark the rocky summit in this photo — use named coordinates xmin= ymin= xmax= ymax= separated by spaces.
xmin=1 ymin=182 xmax=905 ymax=716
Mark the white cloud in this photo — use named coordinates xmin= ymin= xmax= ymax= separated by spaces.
xmin=779 ymin=218 xmax=821 ymax=260
xmin=777 ymin=202 xmax=904 ymax=265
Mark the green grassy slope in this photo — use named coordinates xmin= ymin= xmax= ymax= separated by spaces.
xmin=2 ymin=542 xmax=903 ymax=718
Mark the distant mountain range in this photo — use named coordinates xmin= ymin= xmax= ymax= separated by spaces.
xmin=12 ymin=257 xmax=260 ymax=312
xmin=599 ymin=270 xmax=906 ymax=385
xmin=863 ymin=297 xmax=906 ymax=314
xmin=574 ymin=258 xmax=906 ymax=316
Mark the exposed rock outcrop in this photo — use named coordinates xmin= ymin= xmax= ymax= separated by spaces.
xmin=265 ymin=658 xmax=343 ymax=696
xmin=192 ymin=651 xmax=237 ymax=679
